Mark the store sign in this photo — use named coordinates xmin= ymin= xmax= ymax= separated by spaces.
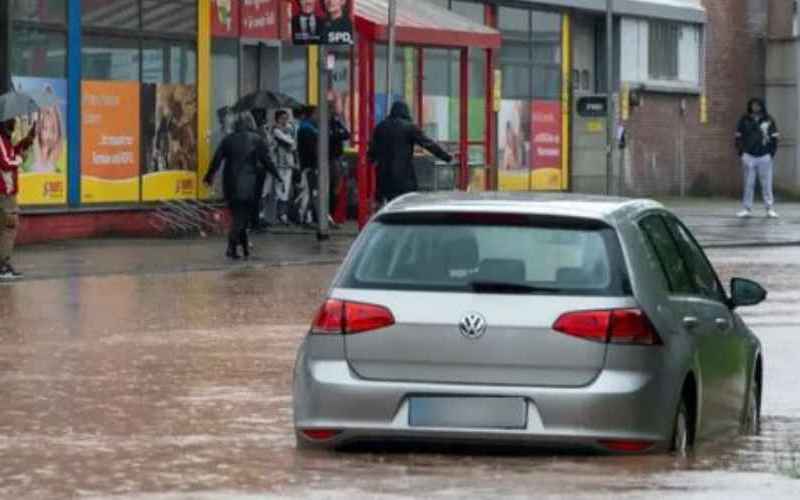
xmin=212 ymin=0 xmax=241 ymax=37
xmin=577 ymin=96 xmax=608 ymax=117
xmin=291 ymin=0 xmax=353 ymax=46
xmin=241 ymin=0 xmax=280 ymax=39
xmin=530 ymin=101 xmax=562 ymax=170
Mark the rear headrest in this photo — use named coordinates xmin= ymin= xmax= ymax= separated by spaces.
xmin=477 ymin=259 xmax=526 ymax=283
xmin=556 ymin=267 xmax=589 ymax=285
xmin=442 ymin=232 xmax=479 ymax=272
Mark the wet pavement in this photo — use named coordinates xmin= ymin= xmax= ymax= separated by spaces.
xmin=2 ymin=242 xmax=800 ymax=499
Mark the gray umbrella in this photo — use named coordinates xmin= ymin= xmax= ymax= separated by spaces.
xmin=0 ymin=91 xmax=56 ymax=122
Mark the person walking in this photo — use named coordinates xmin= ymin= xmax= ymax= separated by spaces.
xmin=204 ymin=113 xmax=280 ymax=260
xmin=368 ymin=101 xmax=453 ymax=204
xmin=296 ymin=106 xmax=319 ymax=227
xmin=328 ymin=108 xmax=351 ymax=228
xmin=251 ymin=108 xmax=272 ymax=231
xmin=271 ymin=109 xmax=298 ymax=226
xmin=0 ymin=119 xmax=36 ymax=280
xmin=735 ymin=98 xmax=780 ymax=218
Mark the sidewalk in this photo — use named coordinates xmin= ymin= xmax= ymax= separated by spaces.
xmin=9 ymin=198 xmax=800 ymax=281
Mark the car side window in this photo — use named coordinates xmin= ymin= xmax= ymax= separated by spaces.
xmin=639 ymin=215 xmax=695 ymax=295
xmin=664 ymin=216 xmax=727 ymax=303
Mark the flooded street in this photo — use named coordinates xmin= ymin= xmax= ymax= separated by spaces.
xmin=1 ymin=247 xmax=800 ymax=499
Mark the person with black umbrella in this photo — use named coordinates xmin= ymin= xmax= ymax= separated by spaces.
xmin=0 ymin=119 xmax=36 ymax=280
xmin=204 ymin=113 xmax=281 ymax=260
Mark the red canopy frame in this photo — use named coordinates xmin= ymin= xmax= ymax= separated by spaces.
xmin=351 ymin=1 xmax=501 ymax=228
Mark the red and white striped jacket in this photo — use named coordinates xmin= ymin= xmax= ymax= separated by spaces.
xmin=0 ymin=133 xmax=32 ymax=197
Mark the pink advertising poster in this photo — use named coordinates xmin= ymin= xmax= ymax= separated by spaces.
xmin=530 ymin=100 xmax=562 ymax=170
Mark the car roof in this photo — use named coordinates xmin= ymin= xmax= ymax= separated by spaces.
xmin=379 ymin=192 xmax=665 ymax=224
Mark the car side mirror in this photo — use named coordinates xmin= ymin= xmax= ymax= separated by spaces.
xmin=730 ymin=278 xmax=767 ymax=308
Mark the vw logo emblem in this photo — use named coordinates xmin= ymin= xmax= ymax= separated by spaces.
xmin=459 ymin=312 xmax=488 ymax=340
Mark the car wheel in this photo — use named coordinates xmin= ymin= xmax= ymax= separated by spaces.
xmin=742 ymin=376 xmax=761 ymax=436
xmin=672 ymin=400 xmax=691 ymax=455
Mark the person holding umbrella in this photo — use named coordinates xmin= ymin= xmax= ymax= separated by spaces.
xmin=0 ymin=118 xmax=36 ymax=280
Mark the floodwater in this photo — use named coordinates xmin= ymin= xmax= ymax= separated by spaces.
xmin=1 ymin=247 xmax=800 ymax=499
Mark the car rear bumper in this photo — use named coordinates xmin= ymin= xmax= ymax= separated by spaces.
xmin=293 ymin=347 xmax=676 ymax=452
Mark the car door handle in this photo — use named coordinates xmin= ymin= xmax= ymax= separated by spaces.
xmin=683 ymin=316 xmax=701 ymax=330
xmin=715 ymin=318 xmax=731 ymax=331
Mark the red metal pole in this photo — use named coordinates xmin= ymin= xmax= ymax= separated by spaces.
xmin=367 ymin=41 xmax=376 ymax=216
xmin=459 ymin=48 xmax=469 ymax=191
xmin=485 ymin=3 xmax=497 ymax=191
xmin=357 ymin=36 xmax=371 ymax=229
xmin=416 ymin=47 xmax=424 ymax=128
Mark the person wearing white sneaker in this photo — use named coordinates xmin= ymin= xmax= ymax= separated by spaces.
xmin=735 ymin=98 xmax=779 ymax=218
xmin=1 ymin=119 xmax=36 ymax=281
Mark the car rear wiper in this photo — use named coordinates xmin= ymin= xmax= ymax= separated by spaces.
xmin=467 ymin=280 xmax=563 ymax=294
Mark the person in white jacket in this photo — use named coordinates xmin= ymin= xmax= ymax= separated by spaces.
xmin=271 ymin=109 xmax=298 ymax=225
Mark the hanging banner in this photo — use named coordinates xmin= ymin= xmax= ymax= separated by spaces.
xmin=10 ymin=76 xmax=68 ymax=206
xmin=212 ymin=0 xmax=240 ymax=37
xmin=291 ymin=0 xmax=353 ymax=46
xmin=241 ymin=0 xmax=280 ymax=39
xmin=141 ymin=84 xmax=199 ymax=202
xmin=530 ymin=100 xmax=563 ymax=190
xmin=81 ymin=81 xmax=140 ymax=203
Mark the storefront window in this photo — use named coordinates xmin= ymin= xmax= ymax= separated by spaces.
xmin=211 ymin=38 xmax=240 ymax=150
xmin=81 ymin=0 xmax=140 ymax=30
xmin=451 ymin=0 xmax=484 ymax=24
xmin=142 ymin=39 xmax=197 ymax=84
xmin=374 ymin=45 xmax=416 ymax=123
xmin=11 ymin=28 xmax=67 ymax=78
xmin=280 ymin=45 xmax=307 ymax=104
xmin=422 ymin=48 xmax=459 ymax=149
xmin=12 ymin=0 xmax=67 ymax=24
xmin=82 ymin=36 xmax=141 ymax=81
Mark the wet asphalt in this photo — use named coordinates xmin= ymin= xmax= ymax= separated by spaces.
xmin=1 ymin=244 xmax=800 ymax=498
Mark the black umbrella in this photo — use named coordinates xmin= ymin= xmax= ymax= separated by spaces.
xmin=0 ymin=91 xmax=49 ymax=122
xmin=232 ymin=90 xmax=304 ymax=113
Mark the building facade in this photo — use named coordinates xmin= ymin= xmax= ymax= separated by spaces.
xmin=0 ymin=0 xmax=768 ymax=242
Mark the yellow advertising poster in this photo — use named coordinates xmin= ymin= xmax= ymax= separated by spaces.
xmin=81 ymin=81 xmax=141 ymax=203
xmin=141 ymin=84 xmax=198 ymax=202
xmin=11 ymin=77 xmax=68 ymax=205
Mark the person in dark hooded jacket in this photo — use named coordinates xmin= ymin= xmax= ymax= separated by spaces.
xmin=368 ymin=101 xmax=453 ymax=203
xmin=735 ymin=98 xmax=780 ymax=218
xmin=204 ymin=113 xmax=281 ymax=259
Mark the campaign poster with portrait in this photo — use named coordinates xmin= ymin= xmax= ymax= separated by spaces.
xmin=81 ymin=81 xmax=141 ymax=203
xmin=291 ymin=0 xmax=353 ymax=46
xmin=10 ymin=76 xmax=68 ymax=205
xmin=530 ymin=100 xmax=563 ymax=190
xmin=141 ymin=83 xmax=199 ymax=202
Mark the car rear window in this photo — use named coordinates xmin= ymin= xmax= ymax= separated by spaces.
xmin=337 ymin=212 xmax=629 ymax=295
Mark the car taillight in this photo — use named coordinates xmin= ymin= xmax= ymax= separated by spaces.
xmin=301 ymin=429 xmax=341 ymax=441
xmin=311 ymin=299 xmax=395 ymax=335
xmin=598 ymin=439 xmax=655 ymax=453
xmin=553 ymin=308 xmax=662 ymax=345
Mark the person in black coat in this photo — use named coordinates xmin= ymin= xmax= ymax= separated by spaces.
xmin=368 ymin=101 xmax=453 ymax=203
xmin=204 ymin=113 xmax=281 ymax=259
xmin=328 ymin=110 xmax=351 ymax=225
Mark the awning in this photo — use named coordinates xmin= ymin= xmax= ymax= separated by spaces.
xmin=355 ymin=0 xmax=502 ymax=49
xmin=519 ymin=0 xmax=705 ymax=24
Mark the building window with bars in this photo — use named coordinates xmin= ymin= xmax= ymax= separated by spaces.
xmin=648 ymin=21 xmax=680 ymax=81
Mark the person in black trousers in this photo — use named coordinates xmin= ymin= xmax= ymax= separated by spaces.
xmin=204 ymin=113 xmax=281 ymax=259
xmin=368 ymin=101 xmax=452 ymax=204
xmin=328 ymin=108 xmax=351 ymax=227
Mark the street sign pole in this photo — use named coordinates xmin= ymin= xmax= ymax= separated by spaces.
xmin=605 ymin=0 xmax=614 ymax=195
xmin=317 ymin=45 xmax=331 ymax=241
xmin=0 ymin=0 xmax=11 ymax=93
xmin=385 ymin=0 xmax=398 ymax=111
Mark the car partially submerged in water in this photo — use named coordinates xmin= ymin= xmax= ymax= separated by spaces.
xmin=293 ymin=193 xmax=766 ymax=453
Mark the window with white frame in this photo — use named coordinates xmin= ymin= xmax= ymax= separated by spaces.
xmin=620 ymin=17 xmax=702 ymax=89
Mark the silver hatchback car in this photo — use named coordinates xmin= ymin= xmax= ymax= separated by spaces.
xmin=293 ymin=193 xmax=766 ymax=453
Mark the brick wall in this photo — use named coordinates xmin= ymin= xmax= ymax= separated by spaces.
xmin=623 ymin=0 xmax=767 ymax=198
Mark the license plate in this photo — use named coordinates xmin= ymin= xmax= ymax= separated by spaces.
xmin=408 ymin=397 xmax=527 ymax=430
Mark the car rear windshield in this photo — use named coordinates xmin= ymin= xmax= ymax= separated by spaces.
xmin=337 ymin=212 xmax=630 ymax=295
